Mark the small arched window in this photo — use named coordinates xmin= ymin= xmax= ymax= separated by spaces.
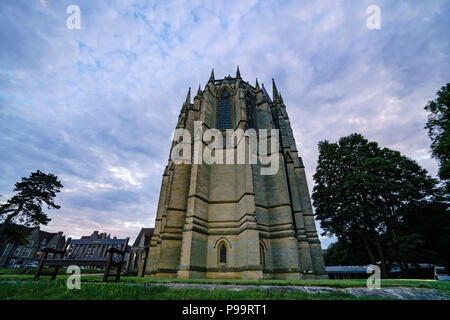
xmin=219 ymin=243 xmax=227 ymax=264
xmin=219 ymin=91 xmax=231 ymax=130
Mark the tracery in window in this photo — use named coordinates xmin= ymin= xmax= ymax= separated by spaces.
xmin=219 ymin=91 xmax=231 ymax=130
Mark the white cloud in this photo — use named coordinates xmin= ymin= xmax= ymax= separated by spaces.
xmin=0 ymin=0 xmax=448 ymax=246
xmin=108 ymin=167 xmax=145 ymax=188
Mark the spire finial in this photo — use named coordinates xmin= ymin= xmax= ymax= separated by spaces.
xmin=236 ymin=65 xmax=241 ymax=78
xmin=197 ymin=84 xmax=201 ymax=96
xmin=209 ymin=68 xmax=215 ymax=82
xmin=255 ymin=78 xmax=260 ymax=90
xmin=272 ymin=78 xmax=279 ymax=101
xmin=185 ymin=87 xmax=191 ymax=105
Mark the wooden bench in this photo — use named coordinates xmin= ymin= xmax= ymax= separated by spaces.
xmin=34 ymin=237 xmax=129 ymax=282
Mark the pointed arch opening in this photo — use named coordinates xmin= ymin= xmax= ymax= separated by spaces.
xmin=219 ymin=243 xmax=227 ymax=264
xmin=215 ymin=238 xmax=231 ymax=266
xmin=259 ymin=241 xmax=266 ymax=268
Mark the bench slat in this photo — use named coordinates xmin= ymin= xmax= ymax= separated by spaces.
xmin=41 ymin=259 xmax=121 ymax=267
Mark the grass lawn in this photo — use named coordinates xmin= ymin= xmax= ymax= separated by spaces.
xmin=1 ymin=268 xmax=448 ymax=300
xmin=0 ymin=280 xmax=381 ymax=300
xmin=1 ymin=273 xmax=447 ymax=290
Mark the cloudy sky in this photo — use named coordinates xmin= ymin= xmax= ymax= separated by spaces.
xmin=0 ymin=0 xmax=449 ymax=247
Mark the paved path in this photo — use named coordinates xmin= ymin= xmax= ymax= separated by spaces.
xmin=146 ymin=282 xmax=449 ymax=300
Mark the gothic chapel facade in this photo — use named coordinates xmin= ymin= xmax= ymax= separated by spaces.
xmin=141 ymin=68 xmax=327 ymax=279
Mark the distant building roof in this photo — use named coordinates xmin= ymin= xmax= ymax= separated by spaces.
xmin=69 ymin=238 xmax=127 ymax=245
xmin=39 ymin=230 xmax=56 ymax=243
xmin=326 ymin=266 xmax=368 ymax=274
xmin=0 ymin=224 xmax=63 ymax=245
xmin=132 ymin=228 xmax=154 ymax=247
xmin=81 ymin=231 xmax=110 ymax=240
xmin=390 ymin=263 xmax=435 ymax=272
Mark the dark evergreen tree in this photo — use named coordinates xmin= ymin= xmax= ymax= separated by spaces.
xmin=0 ymin=170 xmax=63 ymax=248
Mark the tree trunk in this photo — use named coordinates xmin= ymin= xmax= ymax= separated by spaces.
xmin=402 ymin=261 xmax=411 ymax=278
xmin=361 ymin=234 xmax=377 ymax=265
xmin=387 ymin=224 xmax=409 ymax=278
xmin=374 ymin=237 xmax=388 ymax=278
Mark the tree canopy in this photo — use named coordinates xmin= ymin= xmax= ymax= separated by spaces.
xmin=312 ymin=133 xmax=443 ymax=277
xmin=0 ymin=170 xmax=63 ymax=245
xmin=425 ymin=83 xmax=450 ymax=193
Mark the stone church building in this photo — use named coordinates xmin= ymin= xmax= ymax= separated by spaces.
xmin=141 ymin=68 xmax=327 ymax=280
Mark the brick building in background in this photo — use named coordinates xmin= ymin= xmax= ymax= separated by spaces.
xmin=0 ymin=226 xmax=65 ymax=267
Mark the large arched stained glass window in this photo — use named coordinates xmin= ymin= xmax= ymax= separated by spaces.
xmin=219 ymin=91 xmax=231 ymax=130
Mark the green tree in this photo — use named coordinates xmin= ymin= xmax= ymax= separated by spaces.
xmin=312 ymin=134 xmax=438 ymax=278
xmin=0 ymin=170 xmax=63 ymax=248
xmin=324 ymin=201 xmax=450 ymax=275
xmin=391 ymin=201 xmax=450 ymax=270
xmin=323 ymin=237 xmax=372 ymax=266
xmin=425 ymin=83 xmax=450 ymax=193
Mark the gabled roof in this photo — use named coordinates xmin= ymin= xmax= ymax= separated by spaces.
xmin=39 ymin=230 xmax=56 ymax=243
xmin=132 ymin=228 xmax=154 ymax=247
xmin=0 ymin=224 xmax=62 ymax=245
xmin=0 ymin=223 xmax=33 ymax=244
